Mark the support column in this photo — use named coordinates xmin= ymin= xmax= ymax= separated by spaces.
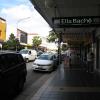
xmin=58 ymin=33 xmax=62 ymax=65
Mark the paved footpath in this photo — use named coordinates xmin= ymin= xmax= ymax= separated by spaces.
xmin=31 ymin=64 xmax=100 ymax=100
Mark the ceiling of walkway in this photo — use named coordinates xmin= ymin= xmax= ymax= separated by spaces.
xmin=30 ymin=0 xmax=100 ymax=45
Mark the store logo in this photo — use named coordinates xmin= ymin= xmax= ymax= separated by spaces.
xmin=52 ymin=16 xmax=100 ymax=27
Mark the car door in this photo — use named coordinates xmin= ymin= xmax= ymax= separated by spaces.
xmin=28 ymin=50 xmax=34 ymax=60
xmin=0 ymin=54 xmax=13 ymax=93
xmin=0 ymin=54 xmax=6 ymax=93
xmin=0 ymin=54 xmax=18 ymax=94
xmin=30 ymin=50 xmax=36 ymax=60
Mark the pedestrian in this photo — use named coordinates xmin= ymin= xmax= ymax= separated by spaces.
xmin=87 ymin=50 xmax=94 ymax=73
xmin=64 ymin=51 xmax=70 ymax=68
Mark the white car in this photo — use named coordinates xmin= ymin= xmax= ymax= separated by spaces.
xmin=19 ymin=49 xmax=37 ymax=62
xmin=32 ymin=53 xmax=57 ymax=72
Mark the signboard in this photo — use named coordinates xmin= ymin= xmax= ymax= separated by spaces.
xmin=52 ymin=16 xmax=100 ymax=27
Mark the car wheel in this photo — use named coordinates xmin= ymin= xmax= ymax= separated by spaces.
xmin=16 ymin=77 xmax=25 ymax=93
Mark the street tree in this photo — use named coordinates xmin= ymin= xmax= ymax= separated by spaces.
xmin=47 ymin=30 xmax=58 ymax=43
xmin=2 ymin=42 xmax=9 ymax=50
xmin=9 ymin=33 xmax=15 ymax=40
xmin=6 ymin=33 xmax=20 ymax=50
xmin=32 ymin=36 xmax=42 ymax=49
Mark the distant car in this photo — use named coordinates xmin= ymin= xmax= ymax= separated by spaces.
xmin=19 ymin=49 xmax=37 ymax=62
xmin=32 ymin=53 xmax=58 ymax=72
xmin=37 ymin=50 xmax=43 ymax=57
xmin=0 ymin=51 xmax=27 ymax=96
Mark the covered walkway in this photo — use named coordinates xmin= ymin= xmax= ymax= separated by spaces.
xmin=31 ymin=63 xmax=100 ymax=100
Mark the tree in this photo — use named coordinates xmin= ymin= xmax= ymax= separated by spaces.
xmin=32 ymin=36 xmax=42 ymax=49
xmin=47 ymin=30 xmax=58 ymax=43
xmin=9 ymin=33 xmax=15 ymax=40
xmin=2 ymin=42 xmax=9 ymax=50
xmin=6 ymin=33 xmax=20 ymax=50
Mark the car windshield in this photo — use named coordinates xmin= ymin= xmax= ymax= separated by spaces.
xmin=19 ymin=50 xmax=28 ymax=54
xmin=38 ymin=54 xmax=52 ymax=60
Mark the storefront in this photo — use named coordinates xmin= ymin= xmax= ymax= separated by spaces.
xmin=95 ymin=28 xmax=100 ymax=71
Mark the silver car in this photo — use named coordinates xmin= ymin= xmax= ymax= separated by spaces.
xmin=32 ymin=53 xmax=57 ymax=72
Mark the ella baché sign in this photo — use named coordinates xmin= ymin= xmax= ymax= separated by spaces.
xmin=52 ymin=16 xmax=100 ymax=27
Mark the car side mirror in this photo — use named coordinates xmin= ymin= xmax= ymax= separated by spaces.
xmin=29 ymin=51 xmax=31 ymax=55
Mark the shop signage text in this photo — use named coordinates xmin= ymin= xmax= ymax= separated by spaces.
xmin=52 ymin=16 xmax=100 ymax=27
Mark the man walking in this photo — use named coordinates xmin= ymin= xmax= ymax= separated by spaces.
xmin=87 ymin=50 xmax=94 ymax=73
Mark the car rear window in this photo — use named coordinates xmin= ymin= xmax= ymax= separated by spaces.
xmin=0 ymin=53 xmax=24 ymax=70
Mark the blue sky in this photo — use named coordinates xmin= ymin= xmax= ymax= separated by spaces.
xmin=0 ymin=0 xmax=29 ymax=9
xmin=0 ymin=0 xmax=51 ymax=39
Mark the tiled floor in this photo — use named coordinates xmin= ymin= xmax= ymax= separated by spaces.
xmin=31 ymin=63 xmax=100 ymax=100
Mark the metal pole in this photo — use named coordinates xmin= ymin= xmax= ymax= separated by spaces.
xmin=58 ymin=33 xmax=62 ymax=65
xmin=16 ymin=17 xmax=31 ymax=51
xmin=17 ymin=17 xmax=31 ymax=30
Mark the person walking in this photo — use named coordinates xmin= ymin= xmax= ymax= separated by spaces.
xmin=64 ymin=50 xmax=70 ymax=68
xmin=87 ymin=51 xmax=94 ymax=73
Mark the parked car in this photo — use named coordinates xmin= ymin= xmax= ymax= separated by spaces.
xmin=32 ymin=52 xmax=58 ymax=72
xmin=37 ymin=50 xmax=43 ymax=57
xmin=0 ymin=51 xmax=27 ymax=96
xmin=19 ymin=49 xmax=37 ymax=62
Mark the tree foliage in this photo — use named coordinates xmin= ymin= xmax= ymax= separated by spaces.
xmin=9 ymin=33 xmax=15 ymax=40
xmin=2 ymin=42 xmax=8 ymax=50
xmin=32 ymin=36 xmax=42 ymax=49
xmin=47 ymin=30 xmax=58 ymax=43
xmin=2 ymin=33 xmax=20 ymax=50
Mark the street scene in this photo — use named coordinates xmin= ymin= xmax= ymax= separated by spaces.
xmin=0 ymin=0 xmax=100 ymax=100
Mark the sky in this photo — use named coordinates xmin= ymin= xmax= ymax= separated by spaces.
xmin=0 ymin=0 xmax=52 ymax=39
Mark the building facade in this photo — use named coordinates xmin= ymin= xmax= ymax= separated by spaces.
xmin=17 ymin=29 xmax=27 ymax=45
xmin=0 ymin=17 xmax=6 ymax=42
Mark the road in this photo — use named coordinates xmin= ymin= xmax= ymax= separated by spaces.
xmin=14 ymin=62 xmax=56 ymax=100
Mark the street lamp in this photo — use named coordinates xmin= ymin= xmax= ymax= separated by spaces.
xmin=16 ymin=17 xmax=31 ymax=51
xmin=17 ymin=17 xmax=31 ymax=29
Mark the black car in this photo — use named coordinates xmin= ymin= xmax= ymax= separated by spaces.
xmin=0 ymin=51 xmax=27 ymax=97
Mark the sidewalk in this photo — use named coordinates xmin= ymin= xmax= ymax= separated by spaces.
xmin=31 ymin=63 xmax=100 ymax=100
